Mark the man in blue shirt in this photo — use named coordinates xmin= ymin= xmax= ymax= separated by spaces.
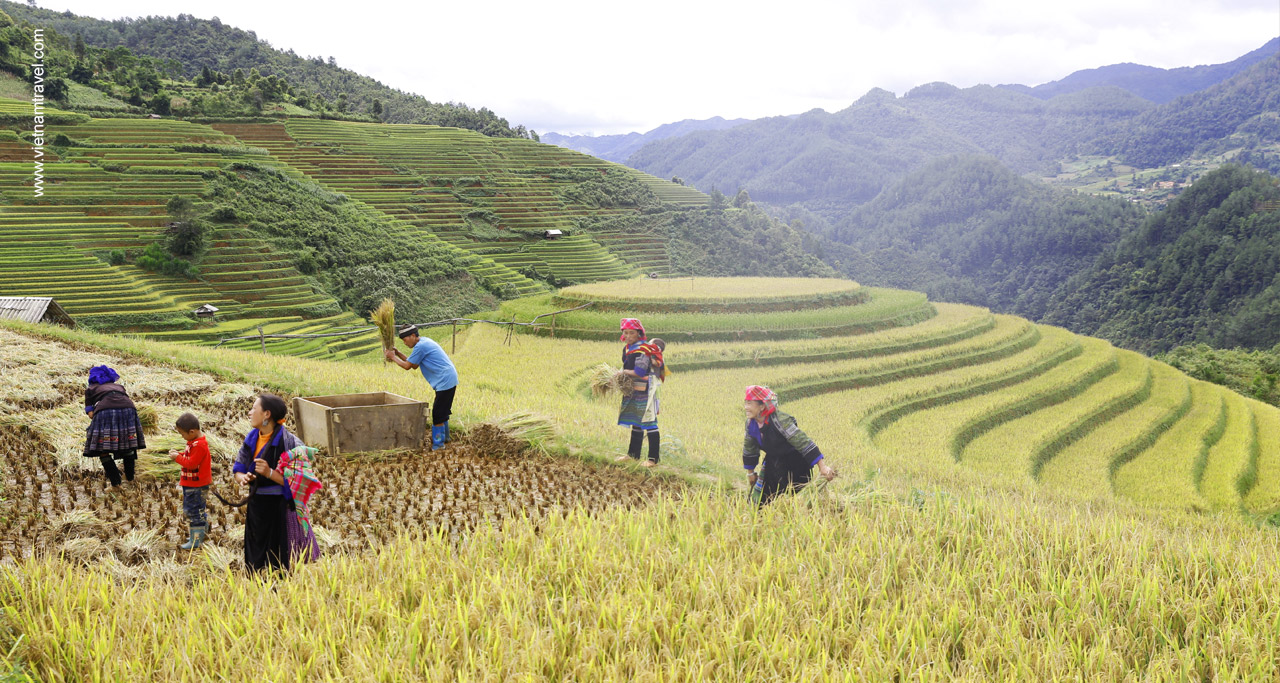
xmin=385 ymin=325 xmax=459 ymax=450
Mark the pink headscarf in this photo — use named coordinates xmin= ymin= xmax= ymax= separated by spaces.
xmin=620 ymin=318 xmax=646 ymax=342
xmin=744 ymin=385 xmax=778 ymax=417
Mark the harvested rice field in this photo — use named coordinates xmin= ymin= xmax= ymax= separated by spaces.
xmin=0 ymin=328 xmax=669 ymax=575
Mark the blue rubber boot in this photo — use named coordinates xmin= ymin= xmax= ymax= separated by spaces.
xmin=431 ymin=425 xmax=445 ymax=451
xmin=443 ymin=420 xmax=450 ymax=443
xmin=180 ymin=525 xmax=207 ymax=550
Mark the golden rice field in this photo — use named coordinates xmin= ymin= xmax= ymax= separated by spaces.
xmin=6 ymin=276 xmax=1280 ymax=679
xmin=557 ymin=276 xmax=862 ymax=310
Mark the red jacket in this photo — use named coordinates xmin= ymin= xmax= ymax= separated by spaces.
xmin=174 ymin=436 xmax=211 ymax=487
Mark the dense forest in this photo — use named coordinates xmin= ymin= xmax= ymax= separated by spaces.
xmin=0 ymin=9 xmax=337 ymax=120
xmin=815 ymin=155 xmax=1145 ymax=319
xmin=0 ymin=2 xmax=535 ymax=137
xmin=810 ymin=160 xmax=1280 ymax=354
xmin=1041 ymin=164 xmax=1280 ymax=353
xmin=1113 ymin=55 xmax=1280 ymax=168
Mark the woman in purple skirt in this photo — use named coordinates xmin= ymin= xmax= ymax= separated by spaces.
xmin=231 ymin=393 xmax=321 ymax=572
xmin=83 ymin=365 xmax=146 ymax=487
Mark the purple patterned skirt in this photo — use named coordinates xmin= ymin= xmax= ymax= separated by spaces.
xmin=83 ymin=408 xmax=146 ymax=457
xmin=286 ymin=505 xmax=321 ymax=563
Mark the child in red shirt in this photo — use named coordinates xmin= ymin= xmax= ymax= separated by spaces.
xmin=170 ymin=412 xmax=211 ymax=550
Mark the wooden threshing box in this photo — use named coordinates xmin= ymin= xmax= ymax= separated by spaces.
xmin=292 ymin=392 xmax=429 ymax=455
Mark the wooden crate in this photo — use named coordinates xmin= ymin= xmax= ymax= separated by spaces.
xmin=292 ymin=392 xmax=429 ymax=455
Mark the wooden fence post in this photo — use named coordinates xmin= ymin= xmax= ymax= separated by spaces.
xmin=451 ymin=320 xmax=457 ymax=354
xmin=257 ymin=325 xmax=266 ymax=354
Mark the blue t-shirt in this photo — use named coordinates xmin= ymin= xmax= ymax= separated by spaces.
xmin=407 ymin=337 xmax=458 ymax=391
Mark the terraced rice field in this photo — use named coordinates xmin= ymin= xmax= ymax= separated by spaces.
xmin=472 ymin=278 xmax=1280 ymax=515
xmin=0 ymin=112 xmax=373 ymax=353
xmin=0 ymin=101 xmax=717 ymax=352
xmin=214 ymin=119 xmax=703 ymax=285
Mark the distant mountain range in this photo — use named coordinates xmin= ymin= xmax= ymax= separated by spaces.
xmin=998 ymin=38 xmax=1279 ymax=103
xmin=541 ymin=117 xmax=750 ymax=164
xmin=546 ymin=39 xmax=1277 ymax=170
xmin=626 ymin=43 xmax=1278 ymax=226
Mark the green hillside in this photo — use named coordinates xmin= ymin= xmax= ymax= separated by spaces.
xmin=0 ymin=98 xmax=830 ymax=354
xmin=1042 ymin=164 xmax=1280 ymax=353
xmin=0 ymin=1 xmax=532 ymax=135
xmin=821 ymin=155 xmax=1145 ymax=318
xmin=1115 ymin=55 xmax=1280 ymax=168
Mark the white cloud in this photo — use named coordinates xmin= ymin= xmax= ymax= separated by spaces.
xmin=33 ymin=0 xmax=1280 ymax=134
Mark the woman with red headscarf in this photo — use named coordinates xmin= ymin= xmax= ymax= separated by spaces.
xmin=616 ymin=318 xmax=662 ymax=467
xmin=743 ymin=385 xmax=836 ymax=505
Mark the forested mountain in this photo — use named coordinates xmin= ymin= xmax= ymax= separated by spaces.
xmin=999 ymin=38 xmax=1279 ymax=103
xmin=1041 ymin=164 xmax=1280 ymax=353
xmin=629 ymin=84 xmax=1151 ymax=225
xmin=542 ymin=117 xmax=749 ymax=164
xmin=629 ymin=45 xmax=1278 ymax=231
xmin=817 ymin=155 xmax=1144 ymax=318
xmin=1114 ymin=54 xmax=1280 ymax=168
xmin=0 ymin=2 xmax=533 ymax=136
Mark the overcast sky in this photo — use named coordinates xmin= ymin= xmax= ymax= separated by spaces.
xmin=32 ymin=0 xmax=1280 ymax=135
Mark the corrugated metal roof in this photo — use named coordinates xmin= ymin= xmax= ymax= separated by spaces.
xmin=0 ymin=297 xmax=75 ymax=327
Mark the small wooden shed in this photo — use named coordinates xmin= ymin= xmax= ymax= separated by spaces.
xmin=193 ymin=304 xmax=219 ymax=323
xmin=0 ymin=297 xmax=75 ymax=327
xmin=542 ymin=229 xmax=564 ymax=239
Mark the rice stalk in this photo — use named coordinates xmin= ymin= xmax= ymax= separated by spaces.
xmin=312 ymin=524 xmax=343 ymax=550
xmin=200 ymin=543 xmax=239 ymax=572
xmin=225 ymin=524 xmax=245 ymax=543
xmin=589 ymin=364 xmax=631 ymax=398
xmin=116 ymin=528 xmax=161 ymax=564
xmin=49 ymin=509 xmax=106 ymax=537
xmin=489 ymin=411 xmax=557 ymax=455
xmin=141 ymin=557 xmax=186 ymax=583
xmin=135 ymin=446 xmax=179 ymax=481
xmin=370 ymin=298 xmax=396 ymax=353
xmin=98 ymin=553 xmax=142 ymax=581
xmin=136 ymin=405 xmax=159 ymax=433
xmin=58 ymin=536 xmax=107 ymax=563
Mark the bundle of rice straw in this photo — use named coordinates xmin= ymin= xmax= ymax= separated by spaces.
xmin=589 ymin=363 xmax=632 ymax=398
xmin=136 ymin=405 xmax=159 ymax=433
xmin=370 ymin=298 xmax=396 ymax=354
xmin=491 ymin=411 xmax=557 ymax=451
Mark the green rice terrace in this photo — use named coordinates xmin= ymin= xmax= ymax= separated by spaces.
xmin=0 ymin=99 xmax=708 ymax=356
xmin=487 ymin=277 xmax=1280 ymax=517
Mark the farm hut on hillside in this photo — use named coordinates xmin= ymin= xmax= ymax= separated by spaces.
xmin=0 ymin=297 xmax=75 ymax=327
xmin=542 ymin=229 xmax=564 ymax=239
xmin=194 ymin=304 xmax=219 ymax=323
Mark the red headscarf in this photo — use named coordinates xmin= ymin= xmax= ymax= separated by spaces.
xmin=744 ymin=385 xmax=778 ymax=417
xmin=620 ymin=318 xmax=645 ymax=342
